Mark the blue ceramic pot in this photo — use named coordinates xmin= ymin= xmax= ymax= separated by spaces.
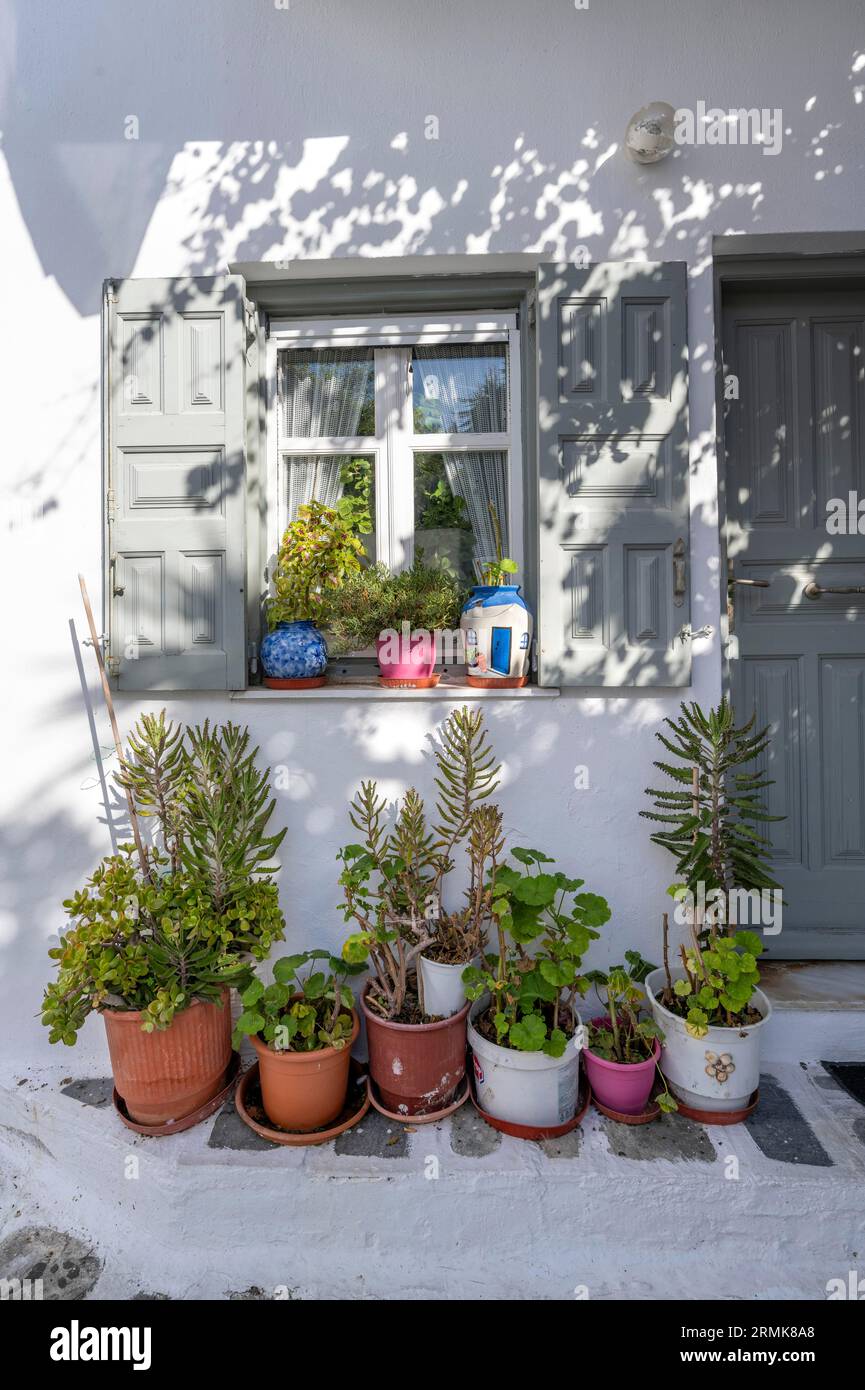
xmin=260 ymin=620 xmax=328 ymax=684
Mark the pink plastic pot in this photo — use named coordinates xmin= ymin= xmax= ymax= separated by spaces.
xmin=584 ymin=1018 xmax=660 ymax=1116
xmin=375 ymin=630 xmax=436 ymax=682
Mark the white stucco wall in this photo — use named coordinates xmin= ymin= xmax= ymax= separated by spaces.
xmin=1 ymin=0 xmax=863 ymax=1070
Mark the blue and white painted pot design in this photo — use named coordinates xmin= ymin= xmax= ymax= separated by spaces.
xmin=460 ymin=585 xmax=533 ymax=686
xmin=260 ymin=620 xmax=328 ymax=687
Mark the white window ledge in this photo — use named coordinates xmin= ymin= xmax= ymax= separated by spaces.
xmin=232 ymin=676 xmax=559 ymax=701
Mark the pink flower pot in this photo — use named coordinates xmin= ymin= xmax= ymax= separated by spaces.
xmin=584 ymin=1020 xmax=661 ymax=1116
xmin=375 ymin=630 xmax=436 ymax=682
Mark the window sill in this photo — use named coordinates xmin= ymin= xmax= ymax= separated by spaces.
xmin=232 ymin=676 xmax=559 ymax=701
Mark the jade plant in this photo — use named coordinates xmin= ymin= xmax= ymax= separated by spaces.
xmin=584 ymin=951 xmax=677 ymax=1111
xmin=232 ymin=950 xmax=365 ymax=1052
xmin=641 ymin=699 xmax=783 ymax=1036
xmin=462 ymin=848 xmax=611 ymax=1057
xmin=41 ymin=714 xmax=286 ymax=1044
xmin=322 ymin=558 xmax=466 ymax=655
xmin=268 ymin=499 xmax=366 ymax=629
xmin=338 ymin=707 xmax=501 ymax=1020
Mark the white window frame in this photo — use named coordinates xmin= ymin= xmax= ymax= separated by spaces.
xmin=265 ymin=313 xmax=523 ymax=579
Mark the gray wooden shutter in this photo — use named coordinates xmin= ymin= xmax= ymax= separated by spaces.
xmin=536 ymin=261 xmax=691 ymax=687
xmin=104 ymin=276 xmax=248 ymax=690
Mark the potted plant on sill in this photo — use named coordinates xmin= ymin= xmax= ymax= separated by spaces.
xmin=460 ymin=503 xmax=533 ymax=688
xmin=40 ymin=714 xmax=286 ymax=1126
xmin=338 ymin=707 xmax=500 ymax=1113
xmin=232 ymin=950 xmax=365 ymax=1131
xmin=261 ymin=499 xmax=365 ymax=688
xmin=463 ymin=848 xmax=611 ymax=1129
xmin=640 ymin=699 xmax=784 ymax=1114
xmin=323 ymin=558 xmax=465 ymax=686
xmin=583 ymin=952 xmax=676 ymax=1116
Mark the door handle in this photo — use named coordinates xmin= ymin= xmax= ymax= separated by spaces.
xmin=728 ymin=578 xmax=770 ymax=588
xmin=804 ymin=581 xmax=865 ymax=599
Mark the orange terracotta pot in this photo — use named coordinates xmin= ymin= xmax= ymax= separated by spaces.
xmin=250 ymin=1009 xmax=360 ymax=1132
xmin=102 ymin=991 xmax=232 ymax=1126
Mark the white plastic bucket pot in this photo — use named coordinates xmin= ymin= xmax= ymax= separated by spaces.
xmin=418 ymin=955 xmax=476 ymax=1019
xmin=645 ymin=967 xmax=772 ymax=1112
xmin=468 ymin=996 xmax=583 ymax=1127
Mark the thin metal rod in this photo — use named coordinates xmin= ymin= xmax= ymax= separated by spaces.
xmin=78 ymin=574 xmax=149 ymax=877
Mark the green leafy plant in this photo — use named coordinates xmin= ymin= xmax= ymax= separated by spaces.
xmin=268 ymin=499 xmax=366 ymax=629
xmin=323 ymin=559 xmax=467 ymax=655
xmin=232 ymin=950 xmax=365 ymax=1052
xmin=337 ymin=455 xmax=374 ymax=538
xmin=41 ymin=713 xmax=286 ymax=1044
xmin=667 ymin=929 xmax=765 ymax=1038
xmin=338 ymin=707 xmax=501 ymax=1020
xmin=641 ymin=699 xmax=783 ymax=1036
xmin=462 ymin=848 xmax=611 ymax=1057
xmin=480 ymin=501 xmax=518 ymax=586
xmin=584 ymin=951 xmax=677 ymax=1112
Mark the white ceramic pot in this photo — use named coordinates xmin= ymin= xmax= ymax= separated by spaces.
xmin=467 ymin=996 xmax=583 ymax=1127
xmin=645 ymin=967 xmax=772 ymax=1112
xmin=460 ymin=585 xmax=533 ymax=684
xmin=418 ymin=954 xmax=476 ymax=1019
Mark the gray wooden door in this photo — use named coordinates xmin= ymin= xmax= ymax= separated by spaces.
xmin=723 ymin=286 xmax=865 ymax=957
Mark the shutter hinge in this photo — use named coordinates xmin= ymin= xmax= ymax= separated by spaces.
xmin=107 ymin=487 xmax=116 ymax=522
xmin=106 ymin=654 xmax=121 ymax=677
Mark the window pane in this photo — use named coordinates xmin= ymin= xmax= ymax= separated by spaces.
xmin=412 ymin=344 xmax=508 ymax=434
xmin=278 ymin=348 xmax=375 ymax=438
xmin=414 ymin=451 xmax=508 ymax=585
xmin=282 ymin=453 xmax=375 ymax=561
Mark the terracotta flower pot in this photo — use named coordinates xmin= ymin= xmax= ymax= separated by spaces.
xmin=102 ymin=991 xmax=232 ymax=1126
xmin=361 ymin=982 xmax=469 ymax=1116
xmin=250 ymin=1009 xmax=360 ymax=1132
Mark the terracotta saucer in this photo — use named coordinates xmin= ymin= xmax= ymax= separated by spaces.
xmin=366 ymin=1072 xmax=469 ymax=1124
xmin=113 ymin=1052 xmax=241 ymax=1136
xmin=377 ymin=673 xmax=441 ymax=689
xmin=234 ymin=1060 xmax=371 ymax=1146
xmin=465 ymin=674 xmax=529 ymax=689
xmin=672 ymin=1089 xmax=760 ymax=1125
xmin=468 ymin=1068 xmax=590 ymax=1141
xmin=591 ymin=1089 xmax=662 ymax=1125
xmin=263 ymin=675 xmax=326 ymax=689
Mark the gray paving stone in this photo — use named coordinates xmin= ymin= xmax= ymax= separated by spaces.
xmin=334 ymin=1109 xmax=408 ymax=1157
xmin=745 ymin=1074 xmax=833 ymax=1167
xmin=208 ymin=1097 xmax=275 ymax=1152
xmin=602 ymin=1113 xmax=716 ymax=1163
xmin=60 ymin=1077 xmax=114 ymax=1108
xmin=0 ymin=1226 xmax=102 ymax=1299
xmin=450 ymin=1105 xmax=501 ymax=1156
xmin=852 ymin=1117 xmax=865 ymax=1149
xmin=539 ymin=1128 xmax=583 ymax=1159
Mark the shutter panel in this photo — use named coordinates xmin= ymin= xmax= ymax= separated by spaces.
xmin=104 ymin=276 xmax=248 ymax=690
xmin=536 ymin=261 xmax=691 ymax=687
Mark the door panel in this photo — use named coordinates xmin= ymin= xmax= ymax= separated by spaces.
xmin=724 ymin=287 xmax=865 ymax=956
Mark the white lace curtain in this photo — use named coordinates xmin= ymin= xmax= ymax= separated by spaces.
xmin=441 ymin=451 xmax=509 ymax=578
xmin=413 ymin=344 xmax=507 ymax=434
xmin=278 ymin=348 xmax=373 ymax=522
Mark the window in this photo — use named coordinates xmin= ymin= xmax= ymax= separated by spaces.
xmin=266 ymin=315 xmax=522 ymax=589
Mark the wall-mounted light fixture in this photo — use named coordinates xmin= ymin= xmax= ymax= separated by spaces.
xmin=623 ymin=102 xmax=676 ymax=164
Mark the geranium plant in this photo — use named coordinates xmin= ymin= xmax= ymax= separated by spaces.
xmin=232 ymin=950 xmax=365 ymax=1052
xmin=268 ymin=499 xmax=366 ymax=629
xmin=584 ymin=951 xmax=677 ymax=1111
xmin=462 ymin=848 xmax=611 ymax=1056
xmin=41 ymin=714 xmax=286 ymax=1043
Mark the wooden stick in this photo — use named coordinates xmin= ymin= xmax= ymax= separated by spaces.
xmin=78 ymin=574 xmax=149 ymax=877
xmin=662 ymin=911 xmax=673 ymax=1001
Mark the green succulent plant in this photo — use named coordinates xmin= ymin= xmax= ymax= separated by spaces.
xmin=41 ymin=713 xmax=286 ymax=1044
